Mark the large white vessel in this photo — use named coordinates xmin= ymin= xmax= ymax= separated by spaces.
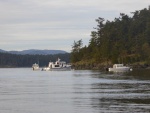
xmin=42 ymin=58 xmax=71 ymax=71
xmin=108 ymin=64 xmax=132 ymax=72
xmin=32 ymin=63 xmax=39 ymax=70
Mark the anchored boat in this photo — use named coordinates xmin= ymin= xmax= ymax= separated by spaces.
xmin=108 ymin=64 xmax=132 ymax=72
xmin=32 ymin=63 xmax=39 ymax=70
xmin=42 ymin=58 xmax=71 ymax=71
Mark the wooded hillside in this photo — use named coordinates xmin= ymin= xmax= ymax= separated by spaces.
xmin=71 ymin=7 xmax=150 ymax=68
xmin=0 ymin=53 xmax=70 ymax=67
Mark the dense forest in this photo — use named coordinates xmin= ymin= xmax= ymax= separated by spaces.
xmin=0 ymin=52 xmax=70 ymax=67
xmin=71 ymin=7 xmax=150 ymax=69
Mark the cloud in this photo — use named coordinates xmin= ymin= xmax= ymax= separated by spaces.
xmin=0 ymin=0 xmax=149 ymax=52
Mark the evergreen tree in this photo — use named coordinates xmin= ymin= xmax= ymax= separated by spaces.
xmin=71 ymin=6 xmax=150 ymax=66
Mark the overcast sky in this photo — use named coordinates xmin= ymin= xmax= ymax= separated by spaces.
xmin=0 ymin=0 xmax=149 ymax=52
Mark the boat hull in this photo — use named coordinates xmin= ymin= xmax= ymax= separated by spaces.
xmin=42 ymin=67 xmax=71 ymax=71
xmin=50 ymin=67 xmax=71 ymax=71
xmin=109 ymin=67 xmax=130 ymax=72
xmin=32 ymin=67 xmax=39 ymax=70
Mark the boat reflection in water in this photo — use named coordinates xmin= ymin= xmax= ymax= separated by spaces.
xmin=42 ymin=58 xmax=71 ymax=71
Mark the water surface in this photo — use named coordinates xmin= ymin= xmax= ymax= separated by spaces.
xmin=0 ymin=68 xmax=150 ymax=113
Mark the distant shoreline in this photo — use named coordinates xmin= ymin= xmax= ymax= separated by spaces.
xmin=1 ymin=63 xmax=150 ymax=70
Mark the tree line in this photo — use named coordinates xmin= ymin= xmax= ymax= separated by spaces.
xmin=71 ymin=7 xmax=150 ymax=66
xmin=0 ymin=52 xmax=70 ymax=67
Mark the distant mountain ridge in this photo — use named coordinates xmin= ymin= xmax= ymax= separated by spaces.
xmin=0 ymin=49 xmax=67 ymax=55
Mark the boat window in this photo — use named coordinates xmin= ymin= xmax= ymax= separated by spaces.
xmin=55 ymin=65 xmax=59 ymax=67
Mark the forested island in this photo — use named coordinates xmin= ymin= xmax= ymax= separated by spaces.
xmin=0 ymin=52 xmax=70 ymax=67
xmin=71 ymin=7 xmax=150 ymax=70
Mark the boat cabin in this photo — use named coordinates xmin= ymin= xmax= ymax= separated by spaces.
xmin=113 ymin=64 xmax=124 ymax=68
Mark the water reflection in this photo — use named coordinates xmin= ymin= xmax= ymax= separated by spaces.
xmin=127 ymin=69 xmax=150 ymax=80
xmin=88 ymin=69 xmax=150 ymax=112
xmin=0 ymin=68 xmax=150 ymax=113
xmin=91 ymin=98 xmax=150 ymax=112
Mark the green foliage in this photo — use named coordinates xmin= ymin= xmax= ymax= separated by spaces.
xmin=71 ymin=39 xmax=83 ymax=63
xmin=0 ymin=53 xmax=70 ymax=67
xmin=71 ymin=6 xmax=150 ymax=65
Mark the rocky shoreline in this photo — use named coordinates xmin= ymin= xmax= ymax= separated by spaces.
xmin=72 ymin=63 xmax=150 ymax=70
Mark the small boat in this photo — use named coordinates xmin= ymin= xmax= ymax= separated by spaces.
xmin=32 ymin=63 xmax=39 ymax=70
xmin=42 ymin=58 xmax=71 ymax=71
xmin=108 ymin=64 xmax=132 ymax=72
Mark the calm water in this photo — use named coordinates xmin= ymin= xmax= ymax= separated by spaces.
xmin=0 ymin=68 xmax=150 ymax=113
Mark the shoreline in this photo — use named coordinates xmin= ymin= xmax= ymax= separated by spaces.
xmin=1 ymin=63 xmax=150 ymax=70
xmin=72 ymin=63 xmax=150 ymax=71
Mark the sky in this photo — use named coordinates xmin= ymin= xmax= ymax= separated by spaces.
xmin=0 ymin=0 xmax=150 ymax=52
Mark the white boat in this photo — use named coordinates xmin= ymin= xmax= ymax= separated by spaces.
xmin=108 ymin=64 xmax=132 ymax=72
xmin=42 ymin=58 xmax=71 ymax=71
xmin=32 ymin=63 xmax=39 ymax=70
